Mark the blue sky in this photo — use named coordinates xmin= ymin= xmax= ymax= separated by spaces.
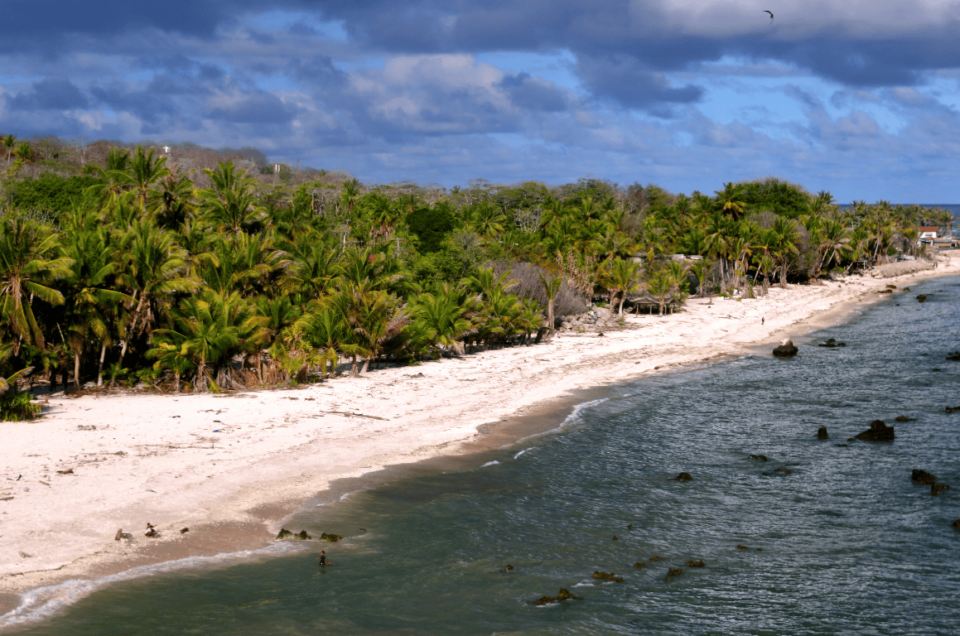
xmin=2 ymin=0 xmax=960 ymax=201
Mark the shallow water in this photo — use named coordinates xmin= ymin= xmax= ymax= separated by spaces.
xmin=6 ymin=276 xmax=960 ymax=635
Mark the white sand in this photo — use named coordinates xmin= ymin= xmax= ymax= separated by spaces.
xmin=1 ymin=255 xmax=957 ymax=601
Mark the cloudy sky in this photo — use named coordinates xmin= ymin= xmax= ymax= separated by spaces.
xmin=2 ymin=0 xmax=959 ymax=201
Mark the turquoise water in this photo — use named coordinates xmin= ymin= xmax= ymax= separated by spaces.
xmin=5 ymin=276 xmax=960 ymax=635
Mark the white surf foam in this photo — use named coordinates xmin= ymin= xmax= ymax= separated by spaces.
xmin=0 ymin=542 xmax=299 ymax=630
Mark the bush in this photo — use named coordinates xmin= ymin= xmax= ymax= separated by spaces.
xmin=0 ymin=391 xmax=41 ymax=421
xmin=5 ymin=173 xmax=98 ymax=219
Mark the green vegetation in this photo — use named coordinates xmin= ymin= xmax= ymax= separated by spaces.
xmin=0 ymin=135 xmax=954 ymax=413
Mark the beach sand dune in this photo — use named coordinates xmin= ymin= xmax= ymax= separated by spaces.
xmin=1 ymin=255 xmax=957 ymax=616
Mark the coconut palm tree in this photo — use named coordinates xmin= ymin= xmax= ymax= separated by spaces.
xmin=115 ymin=221 xmax=202 ymax=367
xmin=413 ymin=286 xmax=473 ymax=353
xmin=0 ymin=218 xmax=73 ymax=354
xmin=770 ymin=217 xmax=801 ymax=287
xmin=537 ymin=270 xmax=564 ymax=329
xmin=1 ymin=135 xmax=16 ymax=167
xmin=607 ymin=258 xmax=641 ymax=315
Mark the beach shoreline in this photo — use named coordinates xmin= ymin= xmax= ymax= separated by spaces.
xmin=1 ymin=255 xmax=958 ymax=625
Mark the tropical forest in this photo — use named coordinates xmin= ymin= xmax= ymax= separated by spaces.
xmin=0 ymin=135 xmax=954 ymax=417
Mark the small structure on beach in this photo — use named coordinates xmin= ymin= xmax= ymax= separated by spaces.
xmin=918 ymin=227 xmax=939 ymax=240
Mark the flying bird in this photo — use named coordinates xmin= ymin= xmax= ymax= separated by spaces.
xmin=763 ymin=10 xmax=774 ymax=21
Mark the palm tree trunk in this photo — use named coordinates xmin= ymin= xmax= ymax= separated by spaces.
xmin=97 ymin=343 xmax=106 ymax=387
xmin=118 ymin=292 xmax=147 ymax=368
xmin=74 ymin=352 xmax=81 ymax=391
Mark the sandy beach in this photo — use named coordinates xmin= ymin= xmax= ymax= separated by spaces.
xmin=1 ymin=255 xmax=957 ymax=621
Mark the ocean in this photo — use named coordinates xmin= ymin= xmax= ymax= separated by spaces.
xmin=3 ymin=274 xmax=960 ymax=635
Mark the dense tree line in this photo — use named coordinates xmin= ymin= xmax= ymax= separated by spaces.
xmin=0 ymin=137 xmax=954 ymax=414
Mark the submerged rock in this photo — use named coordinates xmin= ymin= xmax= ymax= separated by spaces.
xmin=886 ymin=284 xmax=897 ymax=289
xmin=773 ymin=339 xmax=799 ymax=358
xmin=855 ymin=420 xmax=895 ymax=442
xmin=649 ymin=556 xmax=662 ymax=562
xmin=532 ymin=588 xmax=583 ymax=606
xmin=320 ymin=532 xmax=343 ymax=542
xmin=895 ymin=416 xmax=915 ymax=422
xmin=817 ymin=426 xmax=829 ymax=440
xmin=818 ymin=338 xmax=838 ymax=348
xmin=917 ymin=294 xmax=928 ymax=303
xmin=912 ymin=470 xmax=937 ymax=485
xmin=774 ymin=467 xmax=793 ymax=475
xmin=947 ymin=352 xmax=960 ymax=361
xmin=685 ymin=560 xmax=706 ymax=567
xmin=837 ymin=444 xmax=848 ymax=447
xmin=953 ymin=520 xmax=960 ymax=530
xmin=931 ymin=484 xmax=950 ymax=496
xmin=633 ymin=562 xmax=646 ymax=568
xmin=945 ymin=406 xmax=960 ymax=414
xmin=666 ymin=568 xmax=684 ymax=577
xmin=674 ymin=472 xmax=693 ymax=481
xmin=593 ymin=571 xmax=625 ymax=582
xmin=749 ymin=454 xmax=768 ymax=461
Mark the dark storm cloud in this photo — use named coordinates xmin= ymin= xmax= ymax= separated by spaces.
xmin=498 ymin=73 xmax=567 ymax=112
xmin=576 ymin=54 xmax=703 ymax=113
xmin=210 ymin=93 xmax=296 ymax=124
xmin=10 ymin=78 xmax=88 ymax=110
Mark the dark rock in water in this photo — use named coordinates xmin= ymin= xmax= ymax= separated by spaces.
xmin=736 ymin=544 xmax=751 ymax=550
xmin=917 ymin=294 xmax=927 ymax=303
xmin=685 ymin=560 xmax=706 ymax=567
xmin=775 ymin=467 xmax=793 ymax=475
xmin=295 ymin=530 xmax=312 ymax=540
xmin=649 ymin=556 xmax=662 ymax=562
xmin=320 ymin=532 xmax=342 ymax=542
xmin=931 ymin=484 xmax=950 ymax=496
xmin=633 ymin=561 xmax=646 ymax=568
xmin=912 ymin=470 xmax=937 ymax=485
xmin=750 ymin=454 xmax=768 ymax=461
xmin=627 ymin=524 xmax=633 ymax=530
xmin=946 ymin=406 xmax=960 ymax=414
xmin=533 ymin=588 xmax=582 ymax=605
xmin=667 ymin=568 xmax=684 ymax=577
xmin=818 ymin=338 xmax=838 ymax=348
xmin=674 ymin=472 xmax=693 ymax=481
xmin=276 ymin=528 xmax=293 ymax=540
xmin=359 ymin=528 xmax=367 ymax=532
xmin=180 ymin=527 xmax=189 ymax=534
xmin=593 ymin=571 xmax=625 ymax=582
xmin=817 ymin=426 xmax=829 ymax=440
xmin=932 ymin=369 xmax=942 ymax=372
xmin=612 ymin=536 xmax=618 ymax=541
xmin=953 ymin=520 xmax=960 ymax=530
xmin=895 ymin=416 xmax=915 ymax=422
xmin=903 ymin=287 xmax=910 ymax=291
xmin=847 ymin=438 xmax=855 ymax=442
xmin=946 ymin=351 xmax=960 ymax=361
xmin=837 ymin=444 xmax=848 ymax=447
xmin=773 ymin=339 xmax=799 ymax=358
xmin=506 ymin=564 xmax=514 ymax=570
xmin=878 ymin=289 xmax=893 ymax=294
xmin=855 ymin=420 xmax=895 ymax=441
xmin=838 ymin=342 xmax=847 ymax=347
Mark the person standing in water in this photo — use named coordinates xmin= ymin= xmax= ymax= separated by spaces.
xmin=317 ymin=551 xmax=327 ymax=567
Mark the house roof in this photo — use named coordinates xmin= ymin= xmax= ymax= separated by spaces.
xmin=919 ymin=226 xmax=939 ymax=232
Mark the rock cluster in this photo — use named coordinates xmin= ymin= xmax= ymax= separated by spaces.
xmin=772 ymin=339 xmax=799 ymax=358
xmin=912 ymin=470 xmax=937 ymax=485
xmin=855 ymin=420 xmax=895 ymax=441
xmin=593 ymin=571 xmax=625 ymax=582
xmin=532 ymin=589 xmax=582 ymax=606
xmin=558 ymin=307 xmax=618 ymax=332
xmin=817 ymin=426 xmax=829 ymax=440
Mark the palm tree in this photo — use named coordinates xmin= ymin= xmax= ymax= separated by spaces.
xmin=0 ymin=218 xmax=73 ymax=354
xmin=413 ymin=286 xmax=473 ymax=353
xmin=607 ymin=258 xmax=641 ymax=315
xmin=61 ymin=212 xmax=135 ymax=388
xmin=716 ymin=182 xmax=746 ymax=221
xmin=770 ymin=217 xmax=800 ymax=288
xmin=1 ymin=135 xmax=16 ymax=167
xmin=115 ymin=221 xmax=202 ymax=367
xmin=126 ymin=146 xmax=170 ymax=213
xmin=295 ymin=307 xmax=348 ymax=378
xmin=645 ymin=270 xmax=674 ymax=316
xmin=200 ymin=161 xmax=263 ymax=234
xmin=537 ymin=270 xmax=563 ymax=329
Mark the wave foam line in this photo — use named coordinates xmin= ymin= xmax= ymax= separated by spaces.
xmin=0 ymin=542 xmax=299 ymax=630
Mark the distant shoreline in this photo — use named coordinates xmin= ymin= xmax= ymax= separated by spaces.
xmin=2 ymin=254 xmax=958 ymax=629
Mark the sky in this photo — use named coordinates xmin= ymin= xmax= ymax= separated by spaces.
xmin=2 ymin=0 xmax=960 ymax=201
